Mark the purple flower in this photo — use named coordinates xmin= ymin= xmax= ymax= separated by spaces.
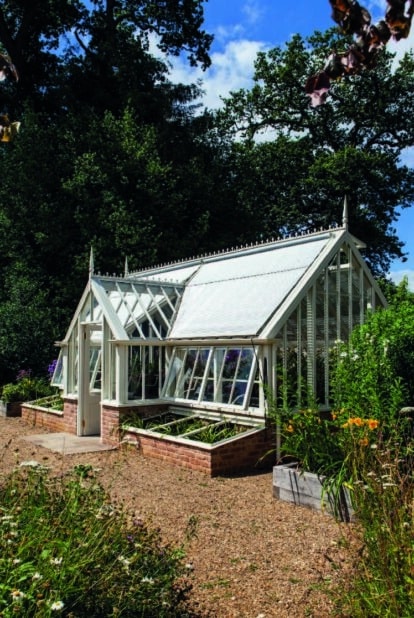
xmin=48 ymin=359 xmax=58 ymax=378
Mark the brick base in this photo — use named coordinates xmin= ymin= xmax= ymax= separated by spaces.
xmin=123 ymin=425 xmax=276 ymax=476
xmin=21 ymin=399 xmax=77 ymax=434
xmin=20 ymin=398 xmax=275 ymax=477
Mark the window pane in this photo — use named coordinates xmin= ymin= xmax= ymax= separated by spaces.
xmin=89 ymin=348 xmax=101 ymax=390
xmin=128 ymin=347 xmax=142 ymax=399
xmin=50 ymin=354 xmax=63 ymax=387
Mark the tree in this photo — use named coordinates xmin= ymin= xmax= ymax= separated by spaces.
xmin=0 ymin=0 xmax=212 ymax=115
xmin=0 ymin=262 xmax=56 ymax=383
xmin=216 ymin=30 xmax=414 ymax=275
xmin=0 ymin=1 xmax=217 ymax=380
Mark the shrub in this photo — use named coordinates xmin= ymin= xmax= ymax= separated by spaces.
xmin=0 ymin=463 xmax=194 ymax=617
xmin=332 ymin=279 xmax=414 ymax=415
xmin=1 ymin=369 xmax=56 ymax=404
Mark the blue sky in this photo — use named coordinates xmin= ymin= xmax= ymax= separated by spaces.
xmin=166 ymin=0 xmax=414 ymax=286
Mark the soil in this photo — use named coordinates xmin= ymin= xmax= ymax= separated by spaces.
xmin=0 ymin=417 xmax=359 ymax=618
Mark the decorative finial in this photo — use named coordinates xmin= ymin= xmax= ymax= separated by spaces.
xmin=342 ymin=195 xmax=349 ymax=229
xmin=124 ymin=256 xmax=129 ymax=277
xmin=89 ymin=246 xmax=94 ymax=279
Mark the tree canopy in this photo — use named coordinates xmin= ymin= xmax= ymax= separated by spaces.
xmin=215 ymin=29 xmax=414 ymax=274
xmin=0 ymin=5 xmax=413 ymax=382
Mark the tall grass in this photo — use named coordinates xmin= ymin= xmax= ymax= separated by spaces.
xmin=0 ymin=461 xmax=195 ymax=617
xmin=338 ymin=415 xmax=414 ymax=617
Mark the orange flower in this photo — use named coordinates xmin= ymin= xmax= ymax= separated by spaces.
xmin=359 ymin=437 xmax=369 ymax=447
xmin=366 ymin=419 xmax=379 ymax=430
xmin=352 ymin=417 xmax=364 ymax=427
xmin=286 ymin=424 xmax=294 ymax=433
xmin=342 ymin=417 xmax=364 ymax=428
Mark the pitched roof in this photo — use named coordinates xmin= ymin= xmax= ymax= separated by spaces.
xmin=129 ymin=227 xmax=355 ymax=339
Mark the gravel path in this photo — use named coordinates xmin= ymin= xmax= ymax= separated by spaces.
xmin=0 ymin=417 xmax=357 ymax=617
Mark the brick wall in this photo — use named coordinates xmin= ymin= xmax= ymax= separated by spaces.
xmin=101 ymin=403 xmax=169 ymax=445
xmin=21 ymin=399 xmax=77 ymax=434
xmin=20 ymin=398 xmax=275 ymax=477
xmin=123 ymin=425 xmax=276 ymax=476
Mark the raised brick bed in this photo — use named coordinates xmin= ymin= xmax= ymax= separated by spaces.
xmin=122 ymin=422 xmax=275 ymax=476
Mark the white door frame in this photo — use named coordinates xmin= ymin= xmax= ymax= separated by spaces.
xmin=77 ymin=322 xmax=102 ymax=436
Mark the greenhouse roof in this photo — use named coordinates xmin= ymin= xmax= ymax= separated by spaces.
xmin=125 ymin=225 xmax=362 ymax=340
xmin=64 ymin=224 xmax=382 ymax=344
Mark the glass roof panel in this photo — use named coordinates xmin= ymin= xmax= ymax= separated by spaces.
xmin=168 ymin=237 xmax=330 ymax=338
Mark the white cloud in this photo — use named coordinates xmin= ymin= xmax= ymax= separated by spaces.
xmin=168 ymin=39 xmax=269 ymax=110
xmin=389 ymin=269 xmax=414 ymax=290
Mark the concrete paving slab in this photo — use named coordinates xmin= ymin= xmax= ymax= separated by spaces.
xmin=22 ymin=433 xmax=116 ymax=455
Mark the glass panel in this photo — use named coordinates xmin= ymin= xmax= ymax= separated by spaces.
xmin=128 ymin=347 xmax=142 ymax=399
xmin=248 ymin=364 xmax=260 ymax=408
xmin=204 ymin=348 xmax=225 ymax=402
xmin=163 ymin=346 xmax=257 ymax=408
xmin=127 ymin=346 xmax=163 ymax=400
xmin=184 ymin=348 xmax=210 ymax=401
xmin=232 ymin=348 xmax=254 ymax=405
xmin=50 ymin=354 xmax=63 ymax=387
xmin=110 ymin=344 xmax=116 ymax=401
xmin=221 ymin=349 xmax=241 ymax=404
xmin=164 ymin=348 xmax=186 ymax=397
xmin=89 ymin=348 xmax=101 ymax=391
xmin=145 ymin=347 xmax=162 ymax=399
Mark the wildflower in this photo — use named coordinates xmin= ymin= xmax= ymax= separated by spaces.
xmin=370 ymin=443 xmax=378 ymax=449
xmin=366 ymin=419 xmax=379 ymax=430
xmin=50 ymin=600 xmax=64 ymax=611
xmin=11 ymin=590 xmax=25 ymax=601
xmin=359 ymin=437 xmax=369 ymax=447
xmin=12 ymin=559 xmax=21 ymax=564
xmin=286 ymin=424 xmax=294 ymax=433
xmin=32 ymin=572 xmax=42 ymax=581
xmin=141 ymin=576 xmax=154 ymax=584
xmin=50 ymin=557 xmax=63 ymax=566
xmin=117 ymin=555 xmax=131 ymax=568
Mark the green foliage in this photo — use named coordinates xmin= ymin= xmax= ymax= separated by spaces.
xmin=1 ymin=372 xmax=55 ymax=404
xmin=216 ymin=30 xmax=414 ymax=274
xmin=272 ymin=401 xmax=381 ymax=480
xmin=332 ymin=279 xmax=414 ymax=411
xmin=0 ymin=463 xmax=193 ymax=617
xmin=124 ymin=412 xmax=247 ymax=443
xmin=339 ymin=420 xmax=413 ymax=617
xmin=30 ymin=394 xmax=64 ymax=411
xmin=271 ymin=283 xmax=414 ymax=615
xmin=0 ymin=262 xmax=57 ymax=384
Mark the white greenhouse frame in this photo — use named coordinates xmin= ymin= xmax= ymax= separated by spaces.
xmin=53 ymin=216 xmax=387 ymax=437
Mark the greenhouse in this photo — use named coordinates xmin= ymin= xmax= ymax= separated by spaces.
xmin=24 ymin=211 xmax=386 ymax=473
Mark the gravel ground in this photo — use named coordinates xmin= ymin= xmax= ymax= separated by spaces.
xmin=0 ymin=417 xmax=358 ymax=618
